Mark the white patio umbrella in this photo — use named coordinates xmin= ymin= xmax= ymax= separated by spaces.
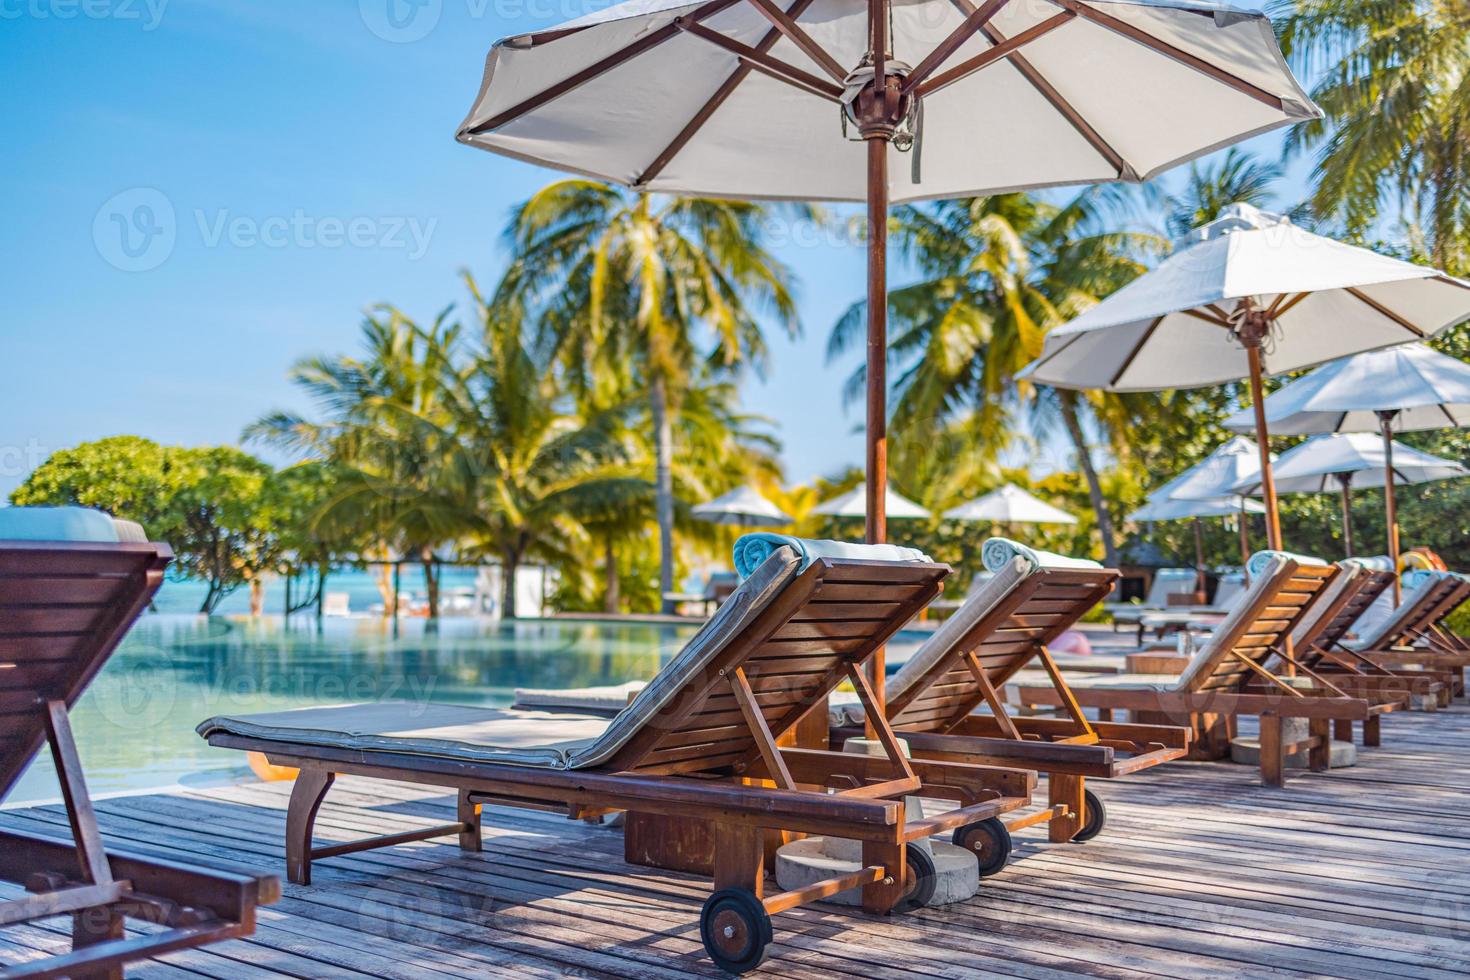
xmin=1022 ymin=203 xmax=1470 ymax=550
xmin=458 ymin=1 xmax=1317 ymax=551
xmin=691 ymin=485 xmax=794 ymax=526
xmin=1131 ymin=444 xmax=1267 ymax=582
xmin=1230 ymin=432 xmax=1469 ymax=561
xmin=943 ymin=482 xmax=1076 ymax=524
xmin=1222 ymin=343 xmax=1470 ymax=591
xmin=814 ymin=483 xmax=929 ymax=519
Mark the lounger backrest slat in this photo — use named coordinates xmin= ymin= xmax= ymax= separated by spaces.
xmin=1311 ymin=570 xmax=1394 ymax=655
xmin=885 ymin=560 xmax=1117 ymax=733
xmin=602 ymin=557 xmax=948 ymax=775
xmin=0 ymin=541 xmax=172 ymax=803
xmin=1180 ymin=561 xmax=1337 ymax=694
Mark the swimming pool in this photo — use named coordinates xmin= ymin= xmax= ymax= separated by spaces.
xmin=17 ymin=614 xmax=927 ymax=805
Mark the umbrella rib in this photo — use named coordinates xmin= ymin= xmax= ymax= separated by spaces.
xmin=1274 ymin=291 xmax=1311 ymax=318
xmin=970 ymin=13 xmax=1132 ymax=179
xmin=1344 ymin=287 xmax=1428 ymax=339
xmin=901 ymin=0 xmax=1013 ymax=95
xmin=1021 ymin=331 xmax=1083 ymax=380
xmin=915 ymin=12 xmax=1075 ymax=98
xmin=466 ymin=0 xmax=742 ymax=135
xmin=1180 ymin=308 xmax=1231 ymax=327
xmin=676 ymin=18 xmax=844 ymax=101
xmin=636 ymin=0 xmax=819 ymax=186
xmin=1044 ymin=0 xmax=1284 ymax=111
xmin=1107 ymin=314 xmax=1165 ymax=388
xmin=743 ymin=0 xmax=846 ymax=82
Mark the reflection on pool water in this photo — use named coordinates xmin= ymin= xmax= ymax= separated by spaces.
xmin=17 ymin=614 xmax=926 ymax=805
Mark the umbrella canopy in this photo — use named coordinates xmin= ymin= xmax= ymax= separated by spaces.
xmin=691 ymin=485 xmax=794 ymax=526
xmin=814 ymin=484 xmax=929 ymax=519
xmin=1222 ymin=343 xmax=1470 ymax=436
xmin=458 ymin=1 xmax=1317 ymax=204
xmin=1022 ymin=203 xmax=1470 ymax=549
xmin=459 ymin=1 xmax=1315 ymax=550
xmin=1223 ymin=344 xmax=1470 ymax=576
xmin=943 ymin=482 xmax=1076 ymax=523
xmin=1160 ymin=436 xmax=1272 ymax=501
xmin=1232 ymin=433 xmax=1468 ymax=496
xmin=1128 ymin=494 xmax=1264 ymax=522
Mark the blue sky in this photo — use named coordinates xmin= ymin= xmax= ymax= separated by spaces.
xmin=0 ymin=0 xmax=1306 ymax=500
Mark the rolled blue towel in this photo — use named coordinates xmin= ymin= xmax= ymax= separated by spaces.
xmin=981 ymin=538 xmax=1103 ymax=573
xmin=1402 ymin=568 xmax=1445 ymax=591
xmin=1345 ymin=555 xmax=1394 ymax=573
xmin=0 ymin=506 xmax=145 ymax=543
xmin=1245 ymin=549 xmax=1327 ymax=579
xmin=732 ymin=533 xmax=930 ymax=579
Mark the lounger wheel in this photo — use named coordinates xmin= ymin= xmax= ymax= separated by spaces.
xmin=1071 ymin=789 xmax=1107 ymax=843
xmin=897 ymin=841 xmax=938 ymax=912
xmin=701 ymin=888 xmax=772 ymax=974
xmin=953 ymin=817 xmax=1011 ymax=878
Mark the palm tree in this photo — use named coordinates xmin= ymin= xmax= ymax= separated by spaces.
xmin=1162 ymin=148 xmax=1284 ymax=238
xmin=247 ymin=307 xmax=472 ymax=616
xmin=1273 ymin=0 xmax=1470 ymax=273
xmin=498 ymin=181 xmax=801 ymax=611
xmin=829 ymin=192 xmax=1160 ymax=566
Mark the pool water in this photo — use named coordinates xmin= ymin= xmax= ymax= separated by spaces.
xmin=12 ymin=614 xmax=698 ymax=804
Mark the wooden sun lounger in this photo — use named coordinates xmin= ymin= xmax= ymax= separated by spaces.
xmin=832 ymin=557 xmax=1188 ymax=875
xmin=0 ymin=529 xmax=278 ymax=979
xmin=1351 ymin=574 xmax=1470 ymax=698
xmin=1017 ymin=557 xmax=1407 ymax=787
xmin=1289 ymin=567 xmax=1453 ymax=715
xmin=200 ymin=549 xmax=1034 ymax=973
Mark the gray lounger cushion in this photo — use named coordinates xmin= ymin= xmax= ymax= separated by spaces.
xmin=202 ymin=545 xmax=809 ymax=770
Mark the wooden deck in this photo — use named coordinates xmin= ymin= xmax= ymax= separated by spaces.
xmin=0 ymin=705 xmax=1467 ymax=979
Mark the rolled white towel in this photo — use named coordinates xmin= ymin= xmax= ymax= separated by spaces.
xmin=981 ymin=537 xmax=1102 ymax=573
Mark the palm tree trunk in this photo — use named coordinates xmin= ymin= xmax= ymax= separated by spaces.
xmin=501 ymin=550 xmax=520 ymax=620
xmin=1058 ymin=392 xmax=1120 ymax=569
xmin=650 ymin=373 xmax=676 ymax=614
xmin=421 ymin=548 xmax=440 ymax=620
xmin=603 ymin=532 xmax=620 ymax=614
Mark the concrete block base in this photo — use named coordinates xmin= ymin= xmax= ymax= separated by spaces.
xmin=1230 ymin=736 xmax=1358 ymax=769
xmin=774 ymin=838 xmax=979 ymax=907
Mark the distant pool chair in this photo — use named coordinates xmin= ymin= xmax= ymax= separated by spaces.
xmin=1018 ymin=553 xmax=1407 ymax=787
xmin=662 ymin=569 xmax=740 ymax=616
xmin=198 ymin=544 xmax=1035 ymax=972
xmin=1104 ymin=567 xmax=1198 ymax=634
xmin=0 ymin=506 xmax=278 ymax=976
xmin=321 ymin=591 xmax=352 ymax=617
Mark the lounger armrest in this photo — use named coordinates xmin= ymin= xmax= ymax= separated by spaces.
xmin=0 ymin=827 xmax=279 ymax=926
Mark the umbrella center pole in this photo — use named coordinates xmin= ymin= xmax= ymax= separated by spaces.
xmin=1233 ymin=303 xmax=1283 ymax=551
xmin=1377 ymin=409 xmax=1402 ymax=603
xmin=1338 ymin=472 xmax=1354 ymax=558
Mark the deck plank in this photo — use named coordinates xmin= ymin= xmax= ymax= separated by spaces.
xmin=0 ymin=704 xmax=1466 ymax=977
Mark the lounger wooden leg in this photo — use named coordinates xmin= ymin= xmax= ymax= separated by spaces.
xmin=712 ymin=822 xmax=765 ymax=899
xmin=1308 ymin=719 xmax=1330 ymax=772
xmin=860 ymin=840 xmax=906 ymax=915
xmin=457 ymin=788 xmax=482 ymax=853
xmin=1259 ymin=715 xmax=1284 ymax=788
xmin=1363 ymin=714 xmax=1382 ymax=748
xmin=1333 ymin=719 xmax=1353 ymax=743
xmin=1097 ymin=708 xmax=1113 ymax=723
xmin=70 ymin=905 xmax=124 ymax=980
xmin=286 ymin=768 xmax=335 ymax=885
xmin=1048 ymin=775 xmax=1085 ymax=843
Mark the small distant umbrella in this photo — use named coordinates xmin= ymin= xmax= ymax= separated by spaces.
xmin=943 ymin=483 xmax=1076 ymax=524
xmin=1023 ymin=204 xmax=1470 ymax=551
xmin=1134 ymin=438 xmax=1272 ymax=581
xmin=815 ymin=484 xmax=929 ymax=520
xmin=1223 ymin=343 xmax=1470 ymax=595
xmin=691 ymin=485 xmax=793 ymax=527
xmin=1230 ymin=432 xmax=1469 ymax=559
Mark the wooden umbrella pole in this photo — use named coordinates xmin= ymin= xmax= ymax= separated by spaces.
xmin=1337 ymin=472 xmax=1354 ymax=558
xmin=1242 ymin=332 xmax=1282 ymax=549
xmin=1192 ymin=517 xmax=1206 ymax=595
xmin=1238 ymin=497 xmax=1251 ymax=578
xmin=1379 ymin=410 xmax=1401 ymax=604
